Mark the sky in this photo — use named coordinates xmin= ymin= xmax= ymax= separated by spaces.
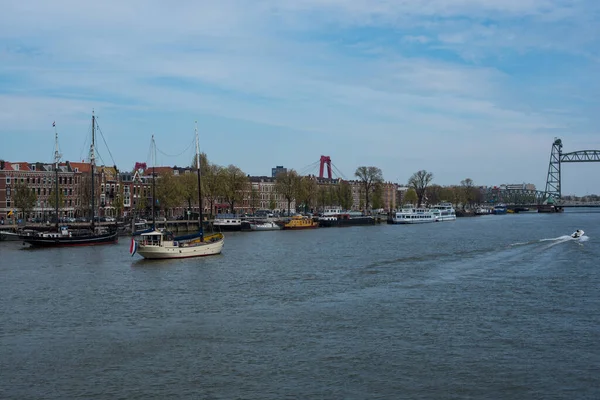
xmin=1 ymin=0 xmax=599 ymax=195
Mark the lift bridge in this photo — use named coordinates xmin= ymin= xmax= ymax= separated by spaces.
xmin=483 ymin=138 xmax=600 ymax=206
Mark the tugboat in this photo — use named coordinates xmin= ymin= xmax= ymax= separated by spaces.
xmin=282 ymin=215 xmax=319 ymax=230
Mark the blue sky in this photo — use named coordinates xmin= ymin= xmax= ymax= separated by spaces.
xmin=1 ymin=0 xmax=599 ymax=194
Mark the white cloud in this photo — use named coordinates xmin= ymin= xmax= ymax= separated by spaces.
xmin=0 ymin=0 xmax=599 ymax=192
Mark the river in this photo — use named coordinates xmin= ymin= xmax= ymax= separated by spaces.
xmin=1 ymin=210 xmax=599 ymax=399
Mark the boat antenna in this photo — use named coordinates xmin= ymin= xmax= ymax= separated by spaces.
xmin=151 ymin=134 xmax=156 ymax=229
xmin=90 ymin=110 xmax=96 ymax=231
xmin=195 ymin=121 xmax=204 ymax=240
xmin=53 ymin=122 xmax=62 ymax=232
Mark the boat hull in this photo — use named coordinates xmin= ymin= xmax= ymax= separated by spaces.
xmin=319 ymin=217 xmax=375 ymax=227
xmin=212 ymin=224 xmax=242 ymax=232
xmin=0 ymin=231 xmax=21 ymax=241
xmin=389 ymin=219 xmax=436 ymax=224
xmin=281 ymin=225 xmax=318 ymax=230
xmin=20 ymin=231 xmax=119 ymax=247
xmin=136 ymin=236 xmax=224 ymax=259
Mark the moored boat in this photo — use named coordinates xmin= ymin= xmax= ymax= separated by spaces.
xmin=249 ymin=221 xmax=280 ymax=231
xmin=20 ymin=114 xmax=118 ymax=248
xmin=213 ymin=215 xmax=243 ymax=231
xmin=318 ymin=213 xmax=375 ymax=227
xmin=430 ymin=202 xmax=456 ymax=221
xmin=282 ymin=215 xmax=318 ymax=230
xmin=389 ymin=206 xmax=438 ymax=224
xmin=493 ymin=204 xmax=507 ymax=215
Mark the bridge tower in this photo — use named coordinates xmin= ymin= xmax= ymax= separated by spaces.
xmin=319 ymin=156 xmax=332 ymax=179
xmin=545 ymin=138 xmax=562 ymax=200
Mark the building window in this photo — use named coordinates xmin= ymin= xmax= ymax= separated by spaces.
xmin=6 ymin=187 xmax=11 ymax=197
xmin=6 ymin=177 xmax=10 ymax=185
xmin=6 ymin=200 xmax=10 ymax=208
xmin=69 ymin=189 xmax=72 ymax=196
xmin=69 ymin=177 xmax=72 ymax=185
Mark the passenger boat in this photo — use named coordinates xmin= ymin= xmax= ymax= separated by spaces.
xmin=389 ymin=206 xmax=438 ymax=224
xmin=282 ymin=215 xmax=319 ymax=230
xmin=318 ymin=212 xmax=375 ymax=227
xmin=430 ymin=202 xmax=456 ymax=221
xmin=0 ymin=231 xmax=21 ymax=241
xmin=20 ymin=114 xmax=118 ymax=247
xmin=132 ymin=124 xmax=224 ymax=259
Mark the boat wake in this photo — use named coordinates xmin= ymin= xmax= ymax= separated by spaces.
xmin=510 ymin=234 xmax=589 ymax=248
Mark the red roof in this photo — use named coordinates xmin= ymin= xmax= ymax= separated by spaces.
xmin=69 ymin=162 xmax=91 ymax=173
xmin=151 ymin=166 xmax=174 ymax=175
xmin=4 ymin=162 xmax=31 ymax=171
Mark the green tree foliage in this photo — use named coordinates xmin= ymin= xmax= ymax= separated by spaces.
xmin=354 ymin=166 xmax=383 ymax=213
xmin=203 ymin=164 xmax=225 ymax=218
xmin=48 ymin=187 xmax=66 ymax=212
xmin=179 ymin=171 xmax=199 ymax=212
xmin=155 ymin=171 xmax=183 ymax=216
xmin=408 ymin=170 xmax=433 ymax=207
xmin=275 ymin=170 xmax=300 ymax=216
xmin=297 ymin=177 xmax=318 ymax=213
xmin=222 ymin=165 xmax=248 ymax=214
xmin=12 ymin=181 xmax=37 ymax=218
xmin=403 ymin=188 xmax=418 ymax=205
xmin=371 ymin=183 xmax=384 ymax=210
xmin=338 ymin=180 xmax=353 ymax=210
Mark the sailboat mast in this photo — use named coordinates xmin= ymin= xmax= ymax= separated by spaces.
xmin=53 ymin=124 xmax=61 ymax=232
xmin=90 ymin=111 xmax=96 ymax=230
xmin=195 ymin=121 xmax=203 ymax=238
xmin=151 ymin=134 xmax=156 ymax=229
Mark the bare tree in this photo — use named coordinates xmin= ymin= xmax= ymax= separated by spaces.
xmin=408 ymin=170 xmax=433 ymax=207
xmin=354 ymin=166 xmax=383 ymax=213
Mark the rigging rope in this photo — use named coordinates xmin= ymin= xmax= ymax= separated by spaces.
xmin=95 ymin=118 xmax=117 ymax=167
xmin=155 ymin=136 xmax=196 ymax=158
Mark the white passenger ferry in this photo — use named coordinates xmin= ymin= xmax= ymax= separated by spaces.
xmin=430 ymin=202 xmax=456 ymax=221
xmin=390 ymin=206 xmax=438 ymax=224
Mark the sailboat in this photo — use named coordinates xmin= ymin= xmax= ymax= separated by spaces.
xmin=132 ymin=123 xmax=224 ymax=259
xmin=20 ymin=114 xmax=119 ymax=247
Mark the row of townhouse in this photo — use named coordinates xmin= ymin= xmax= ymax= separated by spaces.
xmin=1 ymin=159 xmax=404 ymax=221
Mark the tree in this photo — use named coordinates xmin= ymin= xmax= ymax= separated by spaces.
xmin=275 ymin=170 xmax=300 ymax=216
xmin=13 ymin=181 xmax=37 ymax=219
xmin=425 ymin=184 xmax=443 ymax=206
xmin=338 ymin=180 xmax=353 ymax=210
xmin=48 ymin=187 xmax=66 ymax=214
xmin=135 ymin=191 xmax=148 ymax=216
xmin=249 ymin=184 xmax=260 ymax=213
xmin=408 ymin=170 xmax=433 ymax=207
xmin=460 ymin=178 xmax=477 ymax=210
xmin=354 ymin=166 xmax=383 ymax=213
xmin=179 ymin=171 xmax=199 ymax=215
xmin=77 ymin=174 xmax=100 ymax=219
xmin=371 ymin=183 xmax=384 ymax=210
xmin=297 ymin=176 xmax=318 ymax=213
xmin=268 ymin=191 xmax=276 ymax=211
xmin=113 ymin=191 xmax=124 ymax=220
xmin=155 ymin=171 xmax=183 ymax=217
xmin=403 ymin=188 xmax=418 ymax=205
xmin=203 ymin=163 xmax=224 ymax=218
xmin=221 ymin=165 xmax=248 ymax=214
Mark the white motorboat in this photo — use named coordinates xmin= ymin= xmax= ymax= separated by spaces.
xmin=571 ymin=229 xmax=584 ymax=239
xmin=250 ymin=221 xmax=280 ymax=231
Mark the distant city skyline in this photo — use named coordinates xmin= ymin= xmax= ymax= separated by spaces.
xmin=1 ymin=0 xmax=599 ymax=195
